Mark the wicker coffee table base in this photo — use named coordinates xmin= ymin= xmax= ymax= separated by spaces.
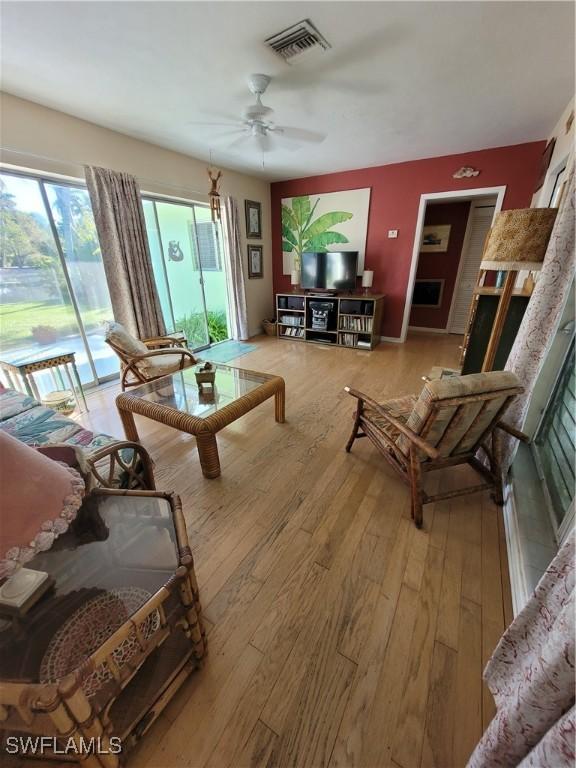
xmin=117 ymin=377 xmax=285 ymax=479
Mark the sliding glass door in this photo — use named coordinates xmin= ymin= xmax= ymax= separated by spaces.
xmin=142 ymin=197 xmax=229 ymax=350
xmin=0 ymin=171 xmax=116 ymax=389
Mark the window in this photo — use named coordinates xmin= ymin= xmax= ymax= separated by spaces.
xmin=142 ymin=197 xmax=229 ymax=349
xmin=0 ymin=171 xmax=116 ymax=389
xmin=548 ymin=164 xmax=567 ymax=208
xmin=534 ymin=339 xmax=575 ymax=534
xmin=194 ymin=221 xmax=221 ymax=271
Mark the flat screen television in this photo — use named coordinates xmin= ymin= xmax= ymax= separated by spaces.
xmin=301 ymin=251 xmax=358 ymax=291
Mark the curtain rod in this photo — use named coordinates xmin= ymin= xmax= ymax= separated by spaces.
xmin=0 ymin=145 xmax=210 ymax=198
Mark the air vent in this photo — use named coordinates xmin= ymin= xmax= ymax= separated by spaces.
xmin=265 ymin=19 xmax=331 ymax=62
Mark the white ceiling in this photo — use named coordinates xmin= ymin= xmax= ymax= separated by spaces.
xmin=1 ymin=1 xmax=574 ymax=181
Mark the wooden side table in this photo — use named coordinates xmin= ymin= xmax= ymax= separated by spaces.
xmin=0 ymin=351 xmax=88 ymax=411
xmin=0 ymin=489 xmax=206 ymax=764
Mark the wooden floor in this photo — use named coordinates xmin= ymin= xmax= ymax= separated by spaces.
xmin=77 ymin=332 xmax=513 ymax=768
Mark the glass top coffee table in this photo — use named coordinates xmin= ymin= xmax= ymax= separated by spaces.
xmin=115 ymin=363 xmax=285 ymax=478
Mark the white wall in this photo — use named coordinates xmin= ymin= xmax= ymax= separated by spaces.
xmin=0 ymin=92 xmax=273 ymax=337
xmin=531 ymin=96 xmax=574 ymax=207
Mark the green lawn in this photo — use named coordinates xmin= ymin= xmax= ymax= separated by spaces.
xmin=0 ymin=301 xmax=111 ymax=348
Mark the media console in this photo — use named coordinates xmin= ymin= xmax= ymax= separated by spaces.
xmin=276 ymin=293 xmax=384 ymax=350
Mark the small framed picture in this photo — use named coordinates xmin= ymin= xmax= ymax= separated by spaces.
xmin=245 ymin=200 xmax=262 ymax=239
xmin=247 ymin=245 xmax=263 ymax=279
xmin=420 ymin=224 xmax=451 ymax=253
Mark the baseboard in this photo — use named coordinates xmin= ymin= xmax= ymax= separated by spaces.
xmin=408 ymin=326 xmax=448 ymax=334
xmin=502 ymin=479 xmax=529 ymax=617
xmin=380 ymin=336 xmax=403 ymax=343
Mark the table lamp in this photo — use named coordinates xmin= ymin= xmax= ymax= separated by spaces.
xmin=362 ymin=270 xmax=374 ymax=295
xmin=291 ymin=268 xmax=300 ymax=293
xmin=479 ymin=207 xmax=557 ymax=371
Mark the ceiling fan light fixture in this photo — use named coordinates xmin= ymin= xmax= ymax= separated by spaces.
xmin=248 ymin=73 xmax=271 ymax=97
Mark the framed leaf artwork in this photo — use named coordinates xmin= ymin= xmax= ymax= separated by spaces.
xmin=281 ymin=188 xmax=371 ymax=275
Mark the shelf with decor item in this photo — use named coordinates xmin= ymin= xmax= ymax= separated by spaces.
xmin=460 ymin=286 xmax=532 ymax=373
xmin=276 ymin=293 xmax=384 ymax=350
xmin=460 ymin=207 xmax=557 ymax=373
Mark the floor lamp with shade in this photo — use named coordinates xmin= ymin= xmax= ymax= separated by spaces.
xmin=479 ymin=207 xmax=558 ymax=372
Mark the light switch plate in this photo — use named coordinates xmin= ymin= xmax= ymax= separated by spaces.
xmin=388 ymin=230 xmax=398 ymax=238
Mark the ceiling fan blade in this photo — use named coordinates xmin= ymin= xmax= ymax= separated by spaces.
xmin=186 ymin=121 xmax=239 ymax=127
xmin=226 ymin=132 xmax=252 ymax=150
xmin=255 ymin=132 xmax=272 ymax=154
xmin=272 ymin=126 xmax=326 ymax=144
xmin=186 ymin=121 xmax=247 ymax=143
xmin=208 ymin=128 xmax=249 ymax=141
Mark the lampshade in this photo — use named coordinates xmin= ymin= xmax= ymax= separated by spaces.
xmin=480 ymin=207 xmax=558 ymax=272
xmin=362 ymin=270 xmax=374 ymax=288
xmin=291 ymin=269 xmax=299 ymax=286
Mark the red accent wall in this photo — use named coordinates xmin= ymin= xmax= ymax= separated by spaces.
xmin=271 ymin=141 xmax=545 ymax=338
xmin=409 ymin=201 xmax=471 ymax=329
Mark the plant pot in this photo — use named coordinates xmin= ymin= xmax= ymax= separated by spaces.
xmin=32 ymin=326 xmax=58 ymax=345
xmin=262 ymin=320 xmax=277 ymax=337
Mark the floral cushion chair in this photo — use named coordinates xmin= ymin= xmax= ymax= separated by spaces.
xmin=105 ymin=322 xmax=197 ymax=390
xmin=344 ymin=371 xmax=527 ymax=528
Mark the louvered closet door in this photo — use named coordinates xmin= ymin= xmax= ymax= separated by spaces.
xmin=448 ymin=203 xmax=495 ymax=334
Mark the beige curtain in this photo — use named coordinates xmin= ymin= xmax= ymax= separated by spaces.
xmin=222 ymin=196 xmax=249 ymax=340
xmin=85 ymin=165 xmax=166 ymax=339
xmin=502 ymin=168 xmax=575 ymax=471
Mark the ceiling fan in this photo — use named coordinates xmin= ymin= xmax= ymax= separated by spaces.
xmin=192 ymin=74 xmax=326 ymax=153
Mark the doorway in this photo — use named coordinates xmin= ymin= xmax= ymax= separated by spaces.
xmin=142 ymin=197 xmax=230 ymax=350
xmin=401 ymin=186 xmax=506 ymax=342
xmin=447 ymin=197 xmax=498 ymax=334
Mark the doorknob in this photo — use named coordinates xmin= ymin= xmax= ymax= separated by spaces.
xmin=559 ymin=320 xmax=575 ymax=335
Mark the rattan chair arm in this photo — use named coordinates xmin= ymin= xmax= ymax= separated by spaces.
xmin=131 ymin=348 xmax=197 ymax=363
xmin=86 ymin=440 xmax=156 ymax=490
xmin=344 ymin=386 xmax=439 ymax=460
xmin=496 ymin=421 xmax=530 ymax=442
xmin=88 ymin=440 xmax=152 ymax=465
xmin=143 ymin=335 xmax=187 ymax=349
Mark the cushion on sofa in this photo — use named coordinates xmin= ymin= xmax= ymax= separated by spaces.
xmin=0 ymin=431 xmax=85 ymax=579
xmin=0 ymin=389 xmax=39 ymax=421
xmin=106 ymin=321 xmax=148 ymax=358
xmin=0 ymin=404 xmax=83 ymax=445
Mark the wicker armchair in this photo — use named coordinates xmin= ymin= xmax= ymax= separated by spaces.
xmin=105 ymin=322 xmax=196 ymax=390
xmin=344 ymin=371 xmax=528 ymax=529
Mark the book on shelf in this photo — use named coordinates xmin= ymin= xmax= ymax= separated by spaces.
xmin=339 ymin=316 xmax=373 ymax=332
xmin=281 ymin=326 xmax=304 ymax=338
xmin=340 ymin=332 xmax=357 ymax=347
xmin=280 ymin=315 xmax=303 ymax=327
